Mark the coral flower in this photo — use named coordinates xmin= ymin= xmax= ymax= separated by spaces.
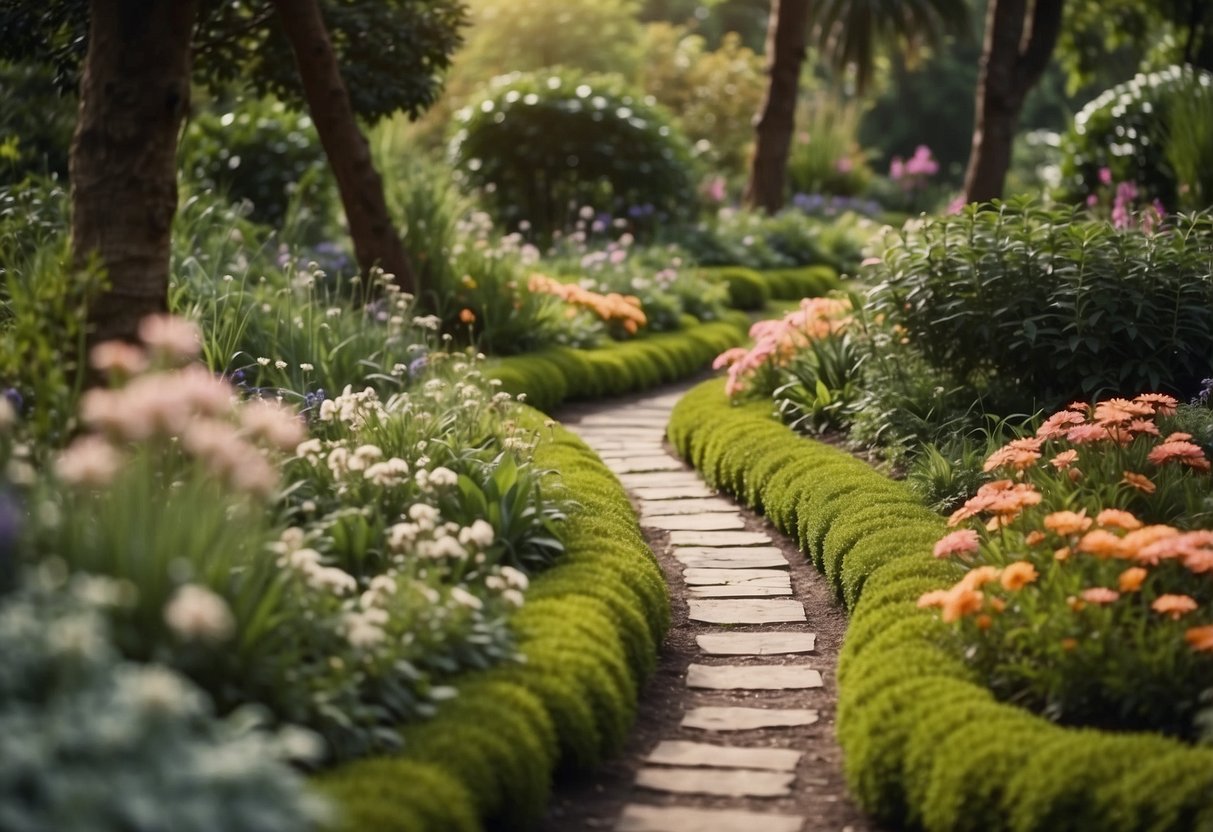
xmin=1096 ymin=509 xmax=1142 ymax=531
xmin=1078 ymin=529 xmax=1127 ymax=558
xmin=1148 ymin=441 xmax=1212 ymax=472
xmin=917 ymin=589 xmax=949 ymax=609
xmin=1066 ymin=424 xmax=1110 ymax=444
xmin=1135 ymin=393 xmax=1178 ymax=416
xmin=713 ymin=348 xmax=748 ymax=370
xmin=1044 ymin=510 xmax=1092 ymax=536
xmin=1025 ymin=530 xmax=1046 ymax=546
xmin=1094 ymin=398 xmax=1153 ymax=424
xmin=459 ymin=308 xmax=476 ymax=324
xmin=1080 ymin=587 xmax=1120 ymax=604
xmin=941 ymin=588 xmax=984 ymax=623
xmin=1123 ymin=525 xmax=1183 ymax=563
xmin=1164 ymin=432 xmax=1193 ymax=443
xmin=1000 ymin=561 xmax=1039 ymax=591
xmin=959 ymin=566 xmax=1003 ymax=591
xmin=1152 ymin=594 xmax=1198 ymax=619
xmin=1050 ymin=449 xmax=1079 ymax=470
xmin=1184 ymin=625 xmax=1213 ymax=652
xmin=1129 ymin=419 xmax=1160 ymax=437
xmin=1121 ymin=471 xmax=1157 ymax=494
xmin=1054 ymin=546 xmax=1072 ymax=561
xmin=933 ymin=529 xmax=981 ymax=559
xmin=1066 ymin=401 xmax=1090 ymax=413
xmin=1037 ymin=410 xmax=1087 ymax=440
xmin=1118 ymin=567 xmax=1148 ymax=592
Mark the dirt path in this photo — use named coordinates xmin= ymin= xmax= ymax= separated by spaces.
xmin=539 ymin=384 xmax=879 ymax=832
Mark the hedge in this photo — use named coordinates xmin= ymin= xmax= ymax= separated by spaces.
xmin=696 ymin=265 xmax=843 ymax=310
xmin=487 ymin=315 xmax=749 ymax=412
xmin=668 ymin=378 xmax=1213 ymax=832
xmin=317 ymin=408 xmax=668 ymax=831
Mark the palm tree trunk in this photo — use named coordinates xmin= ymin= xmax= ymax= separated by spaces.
xmin=71 ymin=0 xmax=197 ymax=347
xmin=744 ymin=0 xmax=812 ymax=214
xmin=962 ymin=0 xmax=1065 ymax=203
xmin=271 ymin=0 xmax=418 ymax=295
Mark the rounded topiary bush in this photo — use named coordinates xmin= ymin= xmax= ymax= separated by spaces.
xmin=450 ymin=71 xmax=698 ymax=237
xmin=1058 ymin=65 xmax=1212 ymax=207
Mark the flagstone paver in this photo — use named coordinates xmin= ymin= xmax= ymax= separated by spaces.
xmin=631 ymin=484 xmax=717 ymax=500
xmin=642 ymin=513 xmax=748 ymax=531
xmin=639 ymin=497 xmax=737 ymax=516
xmin=673 ymin=547 xmax=789 ymax=569
xmin=608 ymin=457 xmax=688 ymax=474
xmin=688 ymin=584 xmax=793 ymax=598
xmin=683 ymin=568 xmax=792 ymax=586
xmin=687 ymin=664 xmax=824 ymax=691
xmin=696 ymin=632 xmax=817 ymax=656
xmin=635 ymin=767 xmax=795 ymax=798
xmin=644 ymin=740 xmax=802 ymax=771
xmin=616 ymin=805 xmax=804 ymax=832
xmin=681 ymin=707 xmax=820 ymax=731
xmin=687 ymin=599 xmax=806 ymax=624
xmin=669 ymin=530 xmax=773 ymax=547
xmin=620 ymin=472 xmax=709 ymax=489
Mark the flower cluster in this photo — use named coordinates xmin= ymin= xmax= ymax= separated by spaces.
xmin=889 ymin=144 xmax=938 ymax=191
xmin=713 ymin=296 xmax=852 ymax=396
xmin=527 ymin=273 xmax=648 ymax=335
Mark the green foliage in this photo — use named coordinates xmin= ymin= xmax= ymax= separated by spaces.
xmin=180 ymin=97 xmax=332 ymax=229
xmin=787 ymin=93 xmax=872 ymax=197
xmin=868 ymin=200 xmax=1213 ymax=407
xmin=697 ymin=266 xmax=770 ymax=310
xmin=450 ymin=71 xmax=698 ymax=238
xmin=1165 ymin=72 xmax=1213 ymax=211
xmin=1059 ymin=66 xmax=1213 ymax=207
xmin=0 ymin=61 xmax=75 ymax=185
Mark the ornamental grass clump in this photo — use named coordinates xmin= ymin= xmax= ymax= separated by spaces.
xmin=919 ymin=392 xmax=1213 ymax=736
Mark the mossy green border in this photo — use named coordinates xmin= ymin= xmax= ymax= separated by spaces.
xmin=668 ymin=377 xmax=1213 ymax=832
xmin=317 ymin=409 xmax=668 ymax=831
xmin=696 ymin=265 xmax=843 ymax=310
xmin=486 ymin=316 xmax=748 ymax=412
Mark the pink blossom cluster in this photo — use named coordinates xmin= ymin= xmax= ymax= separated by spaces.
xmin=713 ymin=297 xmax=852 ymax=396
xmin=889 ymin=145 xmax=938 ymax=190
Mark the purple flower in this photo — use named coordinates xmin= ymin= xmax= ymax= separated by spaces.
xmin=3 ymin=389 xmax=22 ymax=414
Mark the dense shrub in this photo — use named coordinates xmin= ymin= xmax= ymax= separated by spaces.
xmin=450 ymin=71 xmax=698 ymax=238
xmin=0 ymin=62 xmax=75 ymax=185
xmin=1059 ymin=66 xmax=1213 ymax=208
xmin=868 ymin=201 xmax=1213 ymax=407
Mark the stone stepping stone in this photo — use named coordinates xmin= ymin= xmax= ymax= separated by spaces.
xmin=631 ymin=484 xmax=716 ymax=500
xmin=674 ymin=548 xmax=789 ymax=569
xmin=696 ymin=632 xmax=817 ymax=656
xmin=595 ymin=446 xmax=666 ymax=458
xmin=684 ymin=568 xmax=791 ymax=586
xmin=645 ymin=740 xmax=802 ymax=772
xmin=635 ymin=766 xmax=794 ymax=798
xmin=617 ymin=805 xmax=804 ymax=832
xmin=687 ymin=664 xmax=824 ymax=691
xmin=669 ymin=530 xmax=772 ymax=547
xmin=640 ymin=497 xmax=736 ymax=516
xmin=619 ymin=472 xmax=705 ymax=489
xmin=578 ymin=415 xmax=669 ymax=427
xmin=689 ymin=584 xmax=793 ymax=598
xmin=688 ymin=599 xmax=805 ymax=624
xmin=608 ymin=456 xmax=685 ymax=474
xmin=643 ymin=513 xmax=747 ymax=532
xmin=682 ymin=707 xmax=820 ymax=731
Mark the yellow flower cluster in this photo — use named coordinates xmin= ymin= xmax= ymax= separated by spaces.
xmin=528 ymin=273 xmax=647 ymax=335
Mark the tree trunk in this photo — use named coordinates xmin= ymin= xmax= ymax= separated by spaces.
xmin=71 ymin=0 xmax=198 ymax=347
xmin=271 ymin=0 xmax=418 ymax=295
xmin=962 ymin=0 xmax=1065 ymax=203
xmin=744 ymin=0 xmax=812 ymax=214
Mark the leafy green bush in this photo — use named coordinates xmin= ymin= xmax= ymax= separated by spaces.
xmin=868 ymin=201 xmax=1213 ymax=408
xmin=180 ymin=97 xmax=331 ymax=229
xmin=450 ymin=71 xmax=698 ymax=238
xmin=695 ymin=266 xmax=770 ymax=310
xmin=0 ymin=62 xmax=74 ymax=186
xmin=1165 ymin=71 xmax=1213 ymax=212
xmin=1059 ymin=66 xmax=1213 ymax=207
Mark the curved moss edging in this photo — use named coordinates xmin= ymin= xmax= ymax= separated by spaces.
xmin=487 ymin=316 xmax=749 ymax=412
xmin=668 ymin=378 xmax=1213 ymax=832
xmin=696 ymin=265 xmax=843 ymax=311
xmin=317 ymin=407 xmax=668 ymax=831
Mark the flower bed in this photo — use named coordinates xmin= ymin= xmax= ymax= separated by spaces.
xmin=667 ymin=379 xmax=1213 ymax=832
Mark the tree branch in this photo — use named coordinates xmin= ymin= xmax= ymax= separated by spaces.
xmin=1017 ymin=0 xmax=1065 ymax=87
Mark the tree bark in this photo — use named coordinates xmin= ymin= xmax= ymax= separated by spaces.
xmin=71 ymin=0 xmax=198 ymax=347
xmin=962 ymin=0 xmax=1065 ymax=203
xmin=270 ymin=0 xmax=418 ymax=295
xmin=744 ymin=0 xmax=812 ymax=214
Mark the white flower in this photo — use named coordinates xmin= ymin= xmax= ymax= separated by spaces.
xmin=54 ymin=435 xmax=123 ymax=487
xmin=274 ymin=360 xmax=288 ymax=370
xmin=458 ymin=519 xmax=496 ymax=550
xmin=428 ymin=467 xmax=458 ymax=488
xmin=257 ymin=357 xmax=271 ymax=366
xmin=318 ymin=399 xmax=338 ymax=422
xmin=450 ymin=586 xmax=484 ymax=610
xmin=326 ymin=446 xmax=351 ymax=478
xmin=412 ymin=315 xmax=442 ymax=330
xmin=300 ymin=363 xmax=314 ymax=372
xmin=282 ymin=547 xmax=323 ymax=571
xmin=502 ymin=589 xmax=525 ymax=607
xmin=387 ymin=522 xmax=421 ymax=551
xmin=417 ymin=536 xmax=467 ymax=560
xmin=308 ymin=566 xmax=357 ymax=595
xmin=408 ymin=503 xmax=440 ymax=526
xmin=500 ymin=565 xmax=529 ymax=590
xmin=138 ymin=314 xmax=201 ymax=361
xmin=295 ymin=438 xmax=324 ymax=460
xmin=163 ymin=584 xmax=236 ymax=642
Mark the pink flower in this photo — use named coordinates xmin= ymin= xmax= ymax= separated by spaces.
xmin=713 ymin=348 xmax=748 ymax=371
xmin=835 ymin=156 xmax=854 ymax=173
xmin=1098 ymin=167 xmax=1113 ymax=186
xmin=138 ymin=314 xmax=201 ymax=361
xmin=933 ymin=529 xmax=980 ymax=559
xmin=889 ymin=157 xmax=906 ymax=181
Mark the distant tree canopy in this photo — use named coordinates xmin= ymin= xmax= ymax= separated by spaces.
xmin=0 ymin=0 xmax=467 ymax=121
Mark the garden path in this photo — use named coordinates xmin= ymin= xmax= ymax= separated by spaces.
xmin=539 ymin=383 xmax=876 ymax=832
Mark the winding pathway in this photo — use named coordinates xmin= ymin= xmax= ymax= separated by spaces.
xmin=546 ymin=383 xmax=875 ymax=832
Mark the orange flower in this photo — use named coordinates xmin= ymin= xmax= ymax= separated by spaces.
xmin=988 ymin=597 xmax=1007 ymax=613
xmin=1050 ymin=449 xmax=1079 ymax=470
xmin=1067 ymin=424 xmax=1110 ymax=444
xmin=976 ymin=614 xmax=993 ymax=630
xmin=1000 ymin=561 xmax=1039 ymax=591
xmin=1121 ymin=471 xmax=1157 ymax=494
xmin=1025 ymin=530 xmax=1046 ymax=546
xmin=1135 ymin=393 xmax=1178 ymax=416
xmin=1096 ymin=509 xmax=1142 ymax=531
xmin=1165 ymin=432 xmax=1193 ymax=443
xmin=1060 ymin=637 xmax=1079 ymax=651
xmin=917 ymin=589 xmax=949 ymax=609
xmin=1066 ymin=401 xmax=1090 ymax=413
xmin=1124 ymin=525 xmax=1183 ymax=564
xmin=1118 ymin=567 xmax=1148 ymax=592
xmin=1081 ymin=587 xmax=1120 ymax=604
xmin=1044 ymin=510 xmax=1092 ymax=536
xmin=1129 ymin=419 xmax=1160 ymax=437
xmin=458 ymin=307 xmax=476 ymax=324
xmin=933 ymin=529 xmax=981 ymax=559
xmin=1037 ymin=411 xmax=1087 ymax=440
xmin=983 ymin=438 xmax=1044 ymax=472
xmin=1054 ymin=546 xmax=1072 ymax=561
xmin=1094 ymin=398 xmax=1153 ymax=424
xmin=959 ymin=566 xmax=1003 ymax=591
xmin=1152 ymin=594 xmax=1198 ymax=619
xmin=1185 ymin=625 xmax=1213 ymax=652
xmin=1148 ymin=441 xmax=1212 ymax=472
xmin=1078 ymin=529 xmax=1127 ymax=558
xmin=941 ymin=588 xmax=984 ymax=623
